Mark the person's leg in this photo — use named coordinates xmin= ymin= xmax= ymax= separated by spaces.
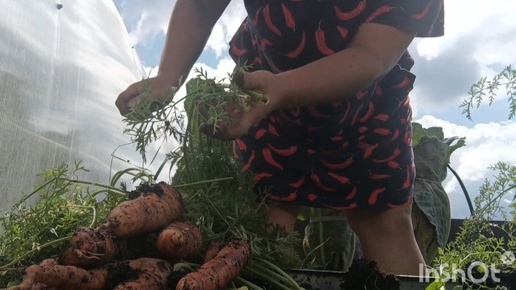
xmin=345 ymin=204 xmax=424 ymax=275
xmin=265 ymin=204 xmax=303 ymax=233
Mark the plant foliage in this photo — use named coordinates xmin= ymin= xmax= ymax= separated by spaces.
xmin=460 ymin=65 xmax=516 ymax=121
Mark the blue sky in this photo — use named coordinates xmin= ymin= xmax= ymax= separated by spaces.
xmin=112 ymin=0 xmax=516 ymax=219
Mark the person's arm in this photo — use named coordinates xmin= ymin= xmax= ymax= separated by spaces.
xmin=116 ymin=0 xmax=231 ymax=115
xmin=272 ymin=23 xmax=416 ymax=109
xmin=208 ymin=23 xmax=416 ymax=140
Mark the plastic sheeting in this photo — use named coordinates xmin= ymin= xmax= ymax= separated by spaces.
xmin=0 ymin=0 xmax=145 ymax=213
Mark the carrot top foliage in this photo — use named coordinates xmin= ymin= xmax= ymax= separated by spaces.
xmin=0 ymin=162 xmax=130 ymax=287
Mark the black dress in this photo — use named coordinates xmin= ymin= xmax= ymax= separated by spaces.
xmin=228 ymin=0 xmax=445 ymax=210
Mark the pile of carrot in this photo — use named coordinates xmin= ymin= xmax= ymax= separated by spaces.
xmin=1 ymin=182 xmax=251 ymax=290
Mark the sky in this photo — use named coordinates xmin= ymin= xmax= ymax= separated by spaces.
xmin=112 ymin=0 xmax=516 ymax=219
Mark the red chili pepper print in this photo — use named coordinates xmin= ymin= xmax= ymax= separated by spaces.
xmin=307 ymin=193 xmax=318 ymax=202
xmin=230 ymin=43 xmax=247 ymax=56
xmin=334 ymin=0 xmax=366 ymax=21
xmin=307 ymin=106 xmax=331 ymax=118
xmin=236 ymin=138 xmax=247 ymax=151
xmin=337 ymin=25 xmax=348 ymax=40
xmin=287 ymin=31 xmax=306 ymax=59
xmin=391 ymin=76 xmax=411 ymax=89
xmin=262 ymin=147 xmax=284 ymax=170
xmin=260 ymin=38 xmax=273 ymax=51
xmin=368 ymin=187 xmax=387 ymax=206
xmin=252 ymin=7 xmax=262 ymax=26
xmin=253 ymin=172 xmax=273 ymax=183
xmin=345 ymin=185 xmax=358 ymax=200
xmin=263 ymin=5 xmax=282 ymax=36
xmin=402 ymin=166 xmax=412 ymax=189
xmin=412 ymin=1 xmax=432 ymax=20
xmin=241 ymin=150 xmax=255 ymax=172
xmin=373 ymin=113 xmax=390 ymax=122
xmin=315 ymin=22 xmax=335 ymax=55
xmin=388 ymin=160 xmax=400 ymax=169
xmin=267 ymin=191 xmax=297 ymax=201
xmin=357 ymin=142 xmax=379 ymax=160
xmin=268 ymin=144 xmax=298 ymax=156
xmin=366 ymin=6 xmax=393 ymax=23
xmin=391 ymin=128 xmax=400 ymax=141
xmin=358 ymin=102 xmax=375 ymax=123
xmin=322 ymin=157 xmax=353 ymax=170
xmin=310 ymin=173 xmax=336 ymax=192
xmin=281 ymin=4 xmax=295 ymax=29
xmin=289 ymin=175 xmax=306 ymax=188
xmin=268 ymin=123 xmax=279 ymax=136
xmin=328 ymin=172 xmax=351 ymax=184
xmin=373 ymin=128 xmax=391 ymax=136
xmin=368 ymin=173 xmax=392 ymax=180
xmin=372 ymin=147 xmax=400 ymax=163
xmin=254 ymin=128 xmax=267 ymax=139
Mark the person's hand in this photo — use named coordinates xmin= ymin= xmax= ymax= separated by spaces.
xmin=115 ymin=74 xmax=182 ymax=116
xmin=199 ymin=70 xmax=285 ymax=140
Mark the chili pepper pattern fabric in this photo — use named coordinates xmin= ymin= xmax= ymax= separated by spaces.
xmin=229 ymin=0 xmax=445 ymax=210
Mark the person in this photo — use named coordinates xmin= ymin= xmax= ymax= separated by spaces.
xmin=116 ymin=0 xmax=445 ymax=276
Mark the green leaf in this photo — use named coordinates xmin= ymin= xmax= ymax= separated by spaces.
xmin=412 ymin=133 xmax=465 ymax=249
xmin=425 ymin=280 xmax=444 ymax=290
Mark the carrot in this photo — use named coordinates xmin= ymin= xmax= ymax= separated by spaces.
xmin=203 ymin=242 xmax=224 ymax=263
xmin=4 ymin=264 xmax=109 ymax=290
xmin=176 ymin=239 xmax=251 ymax=290
xmin=37 ymin=259 xmax=57 ymax=267
xmin=99 ymin=182 xmax=184 ymax=238
xmin=4 ymin=258 xmax=173 ymax=290
xmin=113 ymin=258 xmax=173 ymax=290
xmin=59 ymin=226 xmax=126 ymax=268
xmin=156 ymin=221 xmax=203 ymax=262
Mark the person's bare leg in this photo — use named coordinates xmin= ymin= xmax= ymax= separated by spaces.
xmin=265 ymin=204 xmax=302 ymax=233
xmin=345 ymin=204 xmax=424 ymax=275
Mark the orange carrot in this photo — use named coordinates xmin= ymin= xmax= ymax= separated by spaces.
xmin=5 ymin=258 xmax=172 ymax=290
xmin=156 ymin=221 xmax=203 ymax=262
xmin=203 ymin=242 xmax=224 ymax=263
xmin=176 ymin=240 xmax=251 ymax=290
xmin=100 ymin=182 xmax=184 ymax=238
xmin=59 ymin=226 xmax=126 ymax=268
xmin=4 ymin=264 xmax=108 ymax=290
xmin=113 ymin=258 xmax=173 ymax=290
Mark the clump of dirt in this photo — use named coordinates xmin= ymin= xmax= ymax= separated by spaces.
xmin=341 ymin=259 xmax=400 ymax=290
xmin=105 ymin=260 xmax=141 ymax=289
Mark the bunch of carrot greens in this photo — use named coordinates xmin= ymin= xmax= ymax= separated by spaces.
xmin=0 ymin=67 xmax=306 ymax=290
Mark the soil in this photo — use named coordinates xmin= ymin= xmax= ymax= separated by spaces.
xmin=341 ymin=259 xmax=400 ymax=290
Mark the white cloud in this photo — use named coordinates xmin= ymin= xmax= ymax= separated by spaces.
xmin=415 ymin=115 xmax=516 ymax=218
xmin=205 ymin=1 xmax=246 ymax=57
xmin=410 ymin=0 xmax=516 ymax=114
xmin=116 ymin=0 xmax=246 ymax=59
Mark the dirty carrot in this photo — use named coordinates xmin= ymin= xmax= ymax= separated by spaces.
xmin=203 ymin=242 xmax=224 ymax=263
xmin=59 ymin=226 xmax=126 ymax=268
xmin=113 ymin=258 xmax=173 ymax=290
xmin=99 ymin=182 xmax=184 ymax=238
xmin=3 ymin=264 xmax=108 ymax=290
xmin=156 ymin=221 xmax=203 ymax=262
xmin=176 ymin=240 xmax=251 ymax=290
